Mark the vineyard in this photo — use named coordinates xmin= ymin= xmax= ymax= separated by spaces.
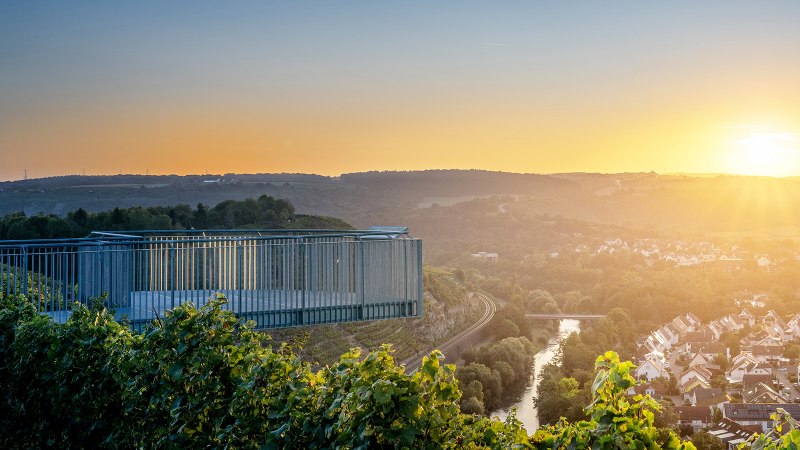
xmin=1 ymin=290 xmax=747 ymax=448
xmin=271 ymin=267 xmax=484 ymax=366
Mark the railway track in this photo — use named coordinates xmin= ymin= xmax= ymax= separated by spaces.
xmin=403 ymin=288 xmax=497 ymax=373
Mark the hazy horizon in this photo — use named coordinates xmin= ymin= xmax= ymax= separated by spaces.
xmin=4 ymin=168 xmax=800 ymax=184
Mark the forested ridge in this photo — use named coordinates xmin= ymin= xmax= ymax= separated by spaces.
xmin=0 ymin=195 xmax=351 ymax=240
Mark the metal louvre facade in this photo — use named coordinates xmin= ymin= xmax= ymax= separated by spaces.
xmin=0 ymin=229 xmax=423 ymax=330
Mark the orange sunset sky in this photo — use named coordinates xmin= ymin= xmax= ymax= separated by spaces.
xmin=1 ymin=1 xmax=799 ymax=181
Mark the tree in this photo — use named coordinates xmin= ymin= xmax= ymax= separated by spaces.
xmin=712 ymin=352 xmax=728 ymax=371
xmin=654 ymin=400 xmax=679 ymax=430
xmin=690 ymin=431 xmax=725 ymax=450
xmin=460 ymin=396 xmax=485 ymax=415
xmin=456 ymin=363 xmax=503 ymax=407
xmin=489 ymin=317 xmax=520 ymax=339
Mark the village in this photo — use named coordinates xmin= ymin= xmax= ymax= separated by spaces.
xmin=633 ymin=299 xmax=800 ymax=448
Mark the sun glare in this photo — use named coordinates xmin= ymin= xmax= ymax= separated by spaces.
xmin=727 ymin=131 xmax=800 ymax=177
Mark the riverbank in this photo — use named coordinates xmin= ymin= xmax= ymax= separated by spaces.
xmin=491 ymin=319 xmax=581 ymax=432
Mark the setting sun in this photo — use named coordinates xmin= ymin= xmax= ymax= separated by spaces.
xmin=726 ymin=131 xmax=800 ymax=177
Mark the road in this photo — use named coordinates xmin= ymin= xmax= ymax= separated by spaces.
xmin=774 ymin=367 xmax=800 ymax=401
xmin=402 ymin=289 xmax=497 ymax=373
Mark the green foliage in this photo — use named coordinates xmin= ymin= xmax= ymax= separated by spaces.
xmin=489 ymin=304 xmax=533 ymax=340
xmin=532 ymin=351 xmax=695 ymax=450
xmin=0 ymin=265 xmax=69 ymax=311
xmin=460 ymin=336 xmax=537 ymax=411
xmin=1 ymin=291 xmax=717 ymax=449
xmin=1 ymin=295 xmax=131 ymax=448
xmin=0 ymin=292 xmax=532 ymax=448
xmin=743 ymin=409 xmax=800 ymax=450
xmin=690 ymin=431 xmax=725 ymax=450
xmin=535 ymin=309 xmax=638 ymax=427
xmin=424 ymin=270 xmax=468 ymax=307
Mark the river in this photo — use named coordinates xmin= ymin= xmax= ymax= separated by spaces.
xmin=491 ymin=319 xmax=581 ymax=432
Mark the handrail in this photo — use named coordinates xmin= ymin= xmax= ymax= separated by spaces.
xmin=0 ymin=227 xmax=423 ymax=330
xmin=0 ymin=228 xmax=412 ymax=249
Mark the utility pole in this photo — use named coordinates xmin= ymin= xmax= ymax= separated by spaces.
xmin=23 ymin=168 xmax=27 ymax=180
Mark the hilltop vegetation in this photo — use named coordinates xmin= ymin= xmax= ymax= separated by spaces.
xmin=0 ymin=195 xmax=350 ymax=240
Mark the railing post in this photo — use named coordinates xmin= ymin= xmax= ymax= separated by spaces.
xmin=237 ymin=242 xmax=244 ymax=315
xmin=403 ymin=240 xmax=408 ymax=316
xmin=169 ymin=243 xmax=175 ymax=307
xmin=359 ymin=240 xmax=365 ymax=320
xmin=21 ymin=246 xmax=28 ymax=301
xmin=299 ymin=238 xmax=305 ymax=325
xmin=98 ymin=242 xmax=105 ymax=306
xmin=417 ymin=240 xmax=424 ymax=318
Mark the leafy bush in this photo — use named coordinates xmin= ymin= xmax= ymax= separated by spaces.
xmin=0 ymin=293 xmax=532 ymax=448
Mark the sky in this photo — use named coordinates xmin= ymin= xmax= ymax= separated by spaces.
xmin=1 ymin=1 xmax=800 ymax=181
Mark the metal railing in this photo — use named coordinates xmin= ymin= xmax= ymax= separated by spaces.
xmin=0 ymin=229 xmax=423 ymax=330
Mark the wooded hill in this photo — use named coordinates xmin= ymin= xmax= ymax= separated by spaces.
xmin=4 ymin=170 xmax=800 ymax=235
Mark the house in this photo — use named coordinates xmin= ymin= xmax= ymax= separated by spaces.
xmin=626 ymin=381 xmax=666 ymax=400
xmin=680 ymin=365 xmax=713 ymax=386
xmin=687 ymin=352 xmax=712 ymax=369
xmin=737 ymin=309 xmax=756 ymax=328
xmin=682 ymin=376 xmax=711 ymax=394
xmin=740 ymin=329 xmax=771 ymax=350
xmin=637 ymin=337 xmax=663 ymax=357
xmin=707 ymin=418 xmax=759 ymax=449
xmin=685 ymin=387 xmax=727 ymax=408
xmin=719 ymin=315 xmax=743 ymax=333
xmin=724 ymin=403 xmax=800 ymax=432
xmin=658 ymin=324 xmax=679 ymax=348
xmin=654 ymin=328 xmax=673 ymax=350
xmin=752 ymin=344 xmax=783 ymax=363
xmin=764 ymin=323 xmax=787 ymax=341
xmin=762 ymin=310 xmax=787 ymax=330
xmin=671 ymin=317 xmax=690 ymax=336
xmin=689 ymin=342 xmax=723 ymax=359
xmin=636 ymin=355 xmax=667 ymax=381
xmin=675 ymin=406 xmax=712 ymax=432
xmin=785 ymin=314 xmax=800 ymax=340
xmin=730 ymin=351 xmax=757 ymax=369
xmin=741 ymin=382 xmax=789 ymax=403
xmin=660 ymin=324 xmax=679 ymax=346
xmin=684 ymin=312 xmax=702 ymax=332
xmin=707 ymin=321 xmax=724 ymax=342
xmin=683 ymin=330 xmax=716 ymax=354
xmin=470 ymin=252 xmax=498 ymax=262
xmin=741 ymin=373 xmax=774 ymax=390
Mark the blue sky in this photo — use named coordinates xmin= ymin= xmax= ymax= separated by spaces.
xmin=2 ymin=1 xmax=799 ymax=179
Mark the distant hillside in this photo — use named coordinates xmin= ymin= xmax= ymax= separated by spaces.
xmin=4 ymin=170 xmax=800 ymax=236
xmin=341 ymin=169 xmax=578 ymax=196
